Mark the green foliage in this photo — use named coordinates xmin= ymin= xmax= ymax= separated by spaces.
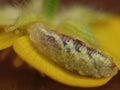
xmin=57 ymin=19 xmax=98 ymax=46
xmin=42 ymin=0 xmax=59 ymax=21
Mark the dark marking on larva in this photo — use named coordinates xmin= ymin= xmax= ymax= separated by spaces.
xmin=60 ymin=34 xmax=87 ymax=53
xmin=66 ymin=48 xmax=71 ymax=53
xmin=61 ymin=34 xmax=71 ymax=46
xmin=87 ymin=47 xmax=96 ymax=58
xmin=73 ymin=39 xmax=86 ymax=52
xmin=42 ymin=35 xmax=57 ymax=46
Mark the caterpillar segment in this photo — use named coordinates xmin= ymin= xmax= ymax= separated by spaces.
xmin=28 ymin=23 xmax=118 ymax=78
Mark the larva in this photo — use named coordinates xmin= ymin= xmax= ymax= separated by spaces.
xmin=28 ymin=23 xmax=118 ymax=78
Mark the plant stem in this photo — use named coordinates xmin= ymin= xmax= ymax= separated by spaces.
xmin=42 ymin=0 xmax=59 ymax=21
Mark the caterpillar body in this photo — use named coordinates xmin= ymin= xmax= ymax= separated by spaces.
xmin=28 ymin=23 xmax=118 ymax=78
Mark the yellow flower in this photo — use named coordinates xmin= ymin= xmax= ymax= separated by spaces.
xmin=0 ymin=5 xmax=120 ymax=88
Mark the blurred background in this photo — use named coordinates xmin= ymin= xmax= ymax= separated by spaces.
xmin=0 ymin=0 xmax=120 ymax=14
xmin=0 ymin=0 xmax=120 ymax=90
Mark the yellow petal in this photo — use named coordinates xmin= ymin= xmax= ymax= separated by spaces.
xmin=0 ymin=31 xmax=20 ymax=50
xmin=13 ymin=36 xmax=112 ymax=87
xmin=90 ymin=16 xmax=120 ymax=69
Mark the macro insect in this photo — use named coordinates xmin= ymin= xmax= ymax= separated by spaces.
xmin=28 ymin=23 xmax=118 ymax=78
xmin=0 ymin=0 xmax=120 ymax=88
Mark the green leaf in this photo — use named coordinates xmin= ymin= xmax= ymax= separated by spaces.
xmin=57 ymin=19 xmax=98 ymax=47
xmin=42 ymin=0 xmax=59 ymax=21
xmin=5 ymin=13 xmax=40 ymax=32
